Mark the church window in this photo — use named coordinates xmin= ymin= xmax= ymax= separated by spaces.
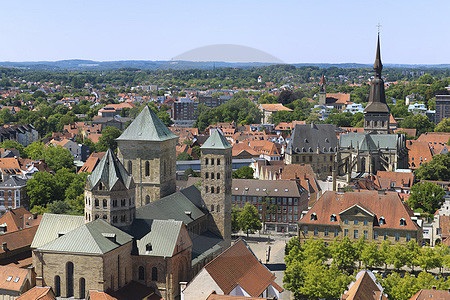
xmin=128 ymin=161 xmax=132 ymax=173
xmin=205 ymin=186 xmax=209 ymax=193
xmin=211 ymin=186 xmax=215 ymax=193
xmin=113 ymin=200 xmax=117 ymax=207
xmin=145 ymin=161 xmax=150 ymax=177
xmin=151 ymin=267 xmax=158 ymax=281
xmin=211 ymin=204 xmax=214 ymax=212
xmin=103 ymin=199 xmax=107 ymax=208
xmin=121 ymin=199 xmax=126 ymax=207
xmin=113 ymin=216 xmax=118 ymax=223
xmin=216 ymin=186 xmax=220 ymax=193
xmin=103 ymin=215 xmax=107 ymax=220
xmin=211 ymin=173 xmax=214 ymax=180
xmin=205 ymin=172 xmax=209 ymax=179
xmin=211 ymin=158 xmax=214 ymax=165
xmin=79 ymin=278 xmax=86 ymax=299
xmin=66 ymin=262 xmax=74 ymax=297
xmin=95 ymin=214 xmax=99 ymax=220
xmin=98 ymin=183 xmax=103 ymax=191
xmin=217 ymin=158 xmax=220 ymax=165
xmin=138 ymin=266 xmax=145 ymax=280
xmin=205 ymin=158 xmax=208 ymax=165
xmin=217 ymin=205 xmax=220 ymax=212
xmin=145 ymin=195 xmax=150 ymax=204
xmin=54 ymin=276 xmax=61 ymax=297
xmin=217 ymin=173 xmax=220 ymax=179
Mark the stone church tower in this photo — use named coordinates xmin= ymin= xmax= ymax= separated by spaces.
xmin=318 ymin=74 xmax=326 ymax=105
xmin=84 ymin=148 xmax=136 ymax=229
xmin=200 ymin=130 xmax=232 ymax=247
xmin=364 ymin=34 xmax=390 ymax=133
xmin=116 ymin=106 xmax=178 ymax=207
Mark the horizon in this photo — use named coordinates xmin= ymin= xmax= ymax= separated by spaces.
xmin=1 ymin=1 xmax=449 ymax=64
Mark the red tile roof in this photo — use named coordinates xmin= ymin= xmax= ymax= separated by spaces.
xmin=417 ymin=132 xmax=450 ymax=145
xmin=341 ymin=271 xmax=387 ymax=300
xmin=406 ymin=140 xmax=433 ymax=169
xmin=299 ymin=190 xmax=419 ymax=231
xmin=0 ymin=265 xmax=29 ymax=292
xmin=206 ymin=292 xmax=269 ymax=300
xmin=88 ymin=290 xmax=118 ymax=300
xmin=259 ymin=103 xmax=293 ymax=112
xmin=79 ymin=152 xmax=106 ymax=173
xmin=204 ymin=240 xmax=282 ymax=297
xmin=17 ymin=286 xmax=55 ymax=300
xmin=375 ymin=171 xmax=415 ymax=190
xmin=409 ymin=289 xmax=450 ymax=300
xmin=0 ymin=225 xmax=38 ymax=255
xmin=0 ymin=207 xmax=41 ymax=232
xmin=326 ymin=93 xmax=351 ymax=105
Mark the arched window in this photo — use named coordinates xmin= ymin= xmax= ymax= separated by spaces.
xmin=211 ymin=205 xmax=215 ymax=212
xmin=145 ymin=161 xmax=150 ymax=177
xmin=98 ymin=183 xmax=103 ymax=191
xmin=145 ymin=195 xmax=150 ymax=204
xmin=211 ymin=173 xmax=215 ymax=180
xmin=217 ymin=173 xmax=220 ymax=180
xmin=66 ymin=262 xmax=74 ymax=297
xmin=205 ymin=186 xmax=209 ymax=193
xmin=205 ymin=172 xmax=209 ymax=179
xmin=79 ymin=278 xmax=86 ymax=299
xmin=216 ymin=186 xmax=220 ymax=193
xmin=103 ymin=199 xmax=107 ymax=208
xmin=217 ymin=159 xmax=220 ymax=165
xmin=138 ymin=266 xmax=145 ymax=280
xmin=8 ymin=191 xmax=12 ymax=197
xmin=217 ymin=205 xmax=220 ymax=212
xmin=211 ymin=186 xmax=215 ymax=193
xmin=103 ymin=215 xmax=107 ymax=220
xmin=152 ymin=267 xmax=158 ymax=281
xmin=95 ymin=214 xmax=99 ymax=220
xmin=205 ymin=158 xmax=209 ymax=165
xmin=128 ymin=161 xmax=132 ymax=173
xmin=211 ymin=158 xmax=214 ymax=166
xmin=54 ymin=276 xmax=61 ymax=297
xmin=95 ymin=199 xmax=99 ymax=207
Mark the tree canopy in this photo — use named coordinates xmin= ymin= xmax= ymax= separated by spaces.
xmin=407 ymin=181 xmax=445 ymax=215
xmin=415 ymin=153 xmax=450 ymax=181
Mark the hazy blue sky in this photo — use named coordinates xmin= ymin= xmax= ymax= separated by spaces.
xmin=1 ymin=0 xmax=449 ymax=64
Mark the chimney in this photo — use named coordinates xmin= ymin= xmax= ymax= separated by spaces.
xmin=432 ymin=286 xmax=436 ymax=290
xmin=2 ymin=242 xmax=8 ymax=251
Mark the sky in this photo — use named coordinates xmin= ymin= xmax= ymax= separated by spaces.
xmin=0 ymin=0 xmax=449 ymax=64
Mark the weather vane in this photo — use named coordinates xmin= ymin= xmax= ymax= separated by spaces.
xmin=377 ymin=23 xmax=382 ymax=33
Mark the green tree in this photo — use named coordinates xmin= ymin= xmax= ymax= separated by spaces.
xmin=415 ymin=153 xmax=450 ymax=181
xmin=418 ymin=73 xmax=434 ymax=84
xmin=231 ymin=205 xmax=241 ymax=232
xmin=238 ymin=203 xmax=261 ymax=237
xmin=47 ymin=200 xmax=71 ymax=214
xmin=24 ymin=141 xmax=45 ymax=160
xmin=354 ymin=238 xmax=367 ymax=268
xmin=407 ymin=181 xmax=445 ymax=215
xmin=379 ymin=240 xmax=392 ymax=271
xmin=232 ymin=166 xmax=254 ymax=179
xmin=42 ymin=145 xmax=75 ymax=172
xmin=389 ymin=243 xmax=409 ymax=271
xmin=417 ymin=247 xmax=440 ymax=272
xmin=405 ymin=240 xmax=420 ymax=272
xmin=96 ymin=126 xmax=122 ymax=152
xmin=177 ymin=152 xmax=193 ymax=161
xmin=361 ymin=241 xmax=382 ymax=269
xmin=434 ymin=118 xmax=450 ymax=132
xmin=302 ymin=238 xmax=329 ymax=264
xmin=329 ymin=237 xmax=357 ymax=271
xmin=380 ymin=272 xmax=418 ymax=300
xmin=26 ymin=171 xmax=60 ymax=208
xmin=0 ymin=140 xmax=26 ymax=157
xmin=399 ymin=114 xmax=435 ymax=135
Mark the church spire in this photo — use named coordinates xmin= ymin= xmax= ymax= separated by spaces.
xmin=374 ymin=33 xmax=382 ymax=77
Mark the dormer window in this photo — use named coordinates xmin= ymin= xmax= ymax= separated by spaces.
xmin=379 ymin=217 xmax=385 ymax=225
xmin=330 ymin=214 xmax=337 ymax=222
xmin=310 ymin=213 xmax=317 ymax=221
xmin=146 ymin=243 xmax=152 ymax=252
xmin=400 ymin=218 xmax=406 ymax=226
xmin=325 ymin=138 xmax=329 ymax=143
xmin=304 ymin=139 xmax=308 ymax=143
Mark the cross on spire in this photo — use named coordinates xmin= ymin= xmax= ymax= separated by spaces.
xmin=376 ymin=23 xmax=382 ymax=33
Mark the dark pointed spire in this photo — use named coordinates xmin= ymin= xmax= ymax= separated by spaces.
xmin=374 ymin=33 xmax=382 ymax=77
xmin=319 ymin=75 xmax=326 ymax=93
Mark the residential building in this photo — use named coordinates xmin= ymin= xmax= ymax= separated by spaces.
xmin=17 ymin=286 xmax=56 ymax=300
xmin=435 ymin=95 xmax=450 ymax=124
xmin=341 ymin=270 xmax=387 ymax=300
xmin=98 ymin=103 xmax=135 ymax=117
xmin=408 ymin=103 xmax=427 ymax=115
xmin=0 ymin=266 xmax=35 ymax=297
xmin=258 ymin=104 xmax=292 ymax=124
xmin=181 ymin=240 xmax=282 ymax=300
xmin=0 ymin=176 xmax=28 ymax=212
xmin=232 ymin=179 xmax=309 ymax=232
xmin=416 ymin=132 xmax=450 ymax=146
xmin=198 ymin=95 xmax=231 ymax=109
xmin=0 ymin=124 xmax=39 ymax=147
xmin=285 ymin=123 xmax=337 ymax=180
xmin=172 ymin=98 xmax=198 ymax=127
xmin=406 ymin=140 xmax=433 ymax=169
xmin=49 ymin=138 xmax=90 ymax=162
xmin=345 ymin=103 xmax=364 ymax=114
xmin=91 ymin=116 xmax=133 ymax=131
xmin=409 ymin=288 xmax=450 ymax=300
xmin=325 ymin=93 xmax=352 ymax=112
xmin=375 ymin=170 xmax=415 ymax=194
xmin=298 ymin=190 xmax=422 ymax=244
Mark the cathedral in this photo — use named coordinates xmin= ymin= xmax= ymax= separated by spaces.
xmin=335 ymin=34 xmax=408 ymax=184
xmin=31 ymin=107 xmax=232 ymax=300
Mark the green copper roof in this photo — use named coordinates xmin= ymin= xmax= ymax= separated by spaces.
xmin=31 ymin=213 xmax=85 ymax=249
xmin=200 ymin=129 xmax=232 ymax=149
xmin=87 ymin=148 xmax=134 ymax=191
xmin=37 ymin=219 xmax=133 ymax=254
xmin=340 ymin=133 xmax=399 ymax=150
xmin=116 ymin=106 xmax=178 ymax=141
xmin=134 ymin=219 xmax=183 ymax=257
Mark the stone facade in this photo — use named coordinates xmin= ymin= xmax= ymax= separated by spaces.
xmin=84 ymin=187 xmax=135 ymax=229
xmin=200 ymin=147 xmax=232 ymax=247
xmin=117 ymin=139 xmax=177 ymax=207
xmin=285 ymin=151 xmax=335 ymax=179
xmin=33 ymin=242 xmax=133 ymax=299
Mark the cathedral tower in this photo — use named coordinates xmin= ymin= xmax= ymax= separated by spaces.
xmin=84 ymin=149 xmax=136 ymax=229
xmin=364 ymin=34 xmax=390 ymax=133
xmin=116 ymin=106 xmax=178 ymax=207
xmin=200 ymin=130 xmax=232 ymax=246
xmin=318 ymin=75 xmax=326 ymax=105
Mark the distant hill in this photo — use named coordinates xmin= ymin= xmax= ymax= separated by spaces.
xmin=0 ymin=59 xmax=448 ymax=71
